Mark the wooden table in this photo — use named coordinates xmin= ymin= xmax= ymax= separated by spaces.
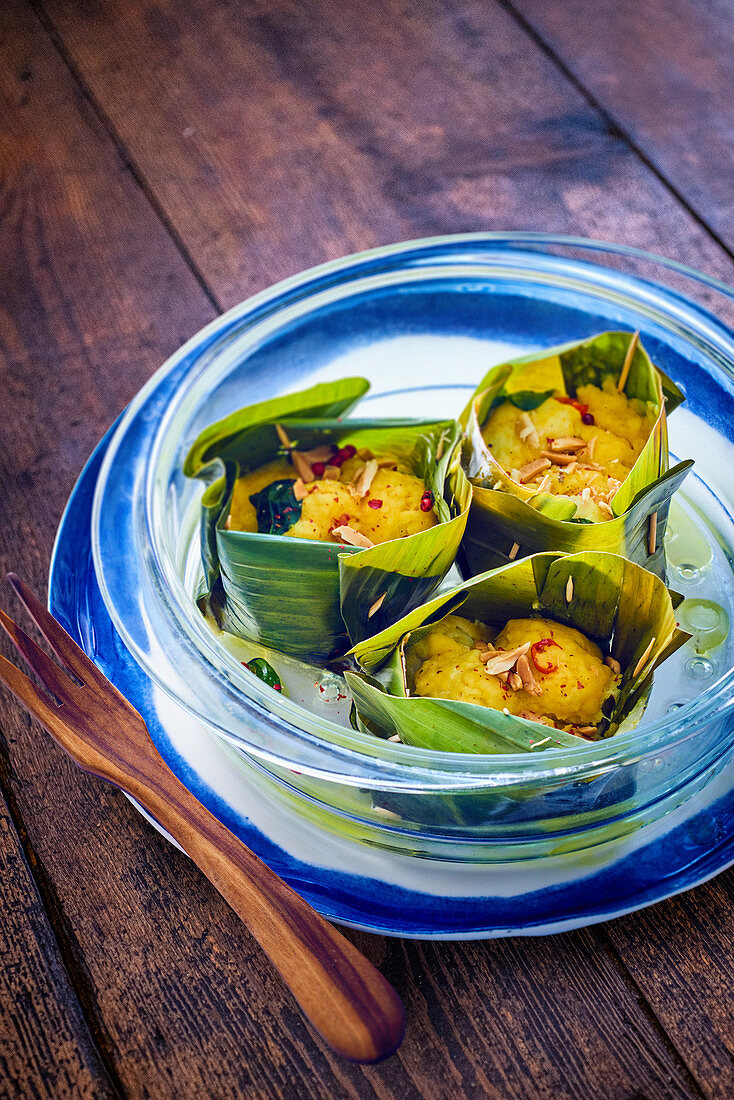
xmin=1 ymin=1 xmax=732 ymax=1096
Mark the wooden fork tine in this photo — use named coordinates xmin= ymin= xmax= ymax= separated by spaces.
xmin=0 ymin=609 xmax=79 ymax=702
xmin=7 ymin=573 xmax=101 ymax=685
xmin=0 ymin=653 xmax=62 ymax=730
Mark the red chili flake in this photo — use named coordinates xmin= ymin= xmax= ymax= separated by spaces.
xmin=339 ymin=444 xmax=357 ymax=460
xmin=577 ymin=680 xmax=584 ymax=690
xmin=581 ymin=412 xmax=595 ymax=425
xmin=531 ymin=639 xmax=561 ymax=674
xmin=555 ymin=396 xmax=589 ymax=416
xmin=368 ymin=498 xmax=383 ymax=509
xmin=420 ymin=490 xmax=435 ymax=512
xmin=312 ymin=462 xmax=326 ymax=477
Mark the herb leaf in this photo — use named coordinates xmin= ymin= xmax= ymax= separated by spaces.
xmin=249 ymin=479 xmax=302 ymax=535
xmin=507 ymin=389 xmax=555 ymax=411
xmin=245 ymin=658 xmax=283 ymax=691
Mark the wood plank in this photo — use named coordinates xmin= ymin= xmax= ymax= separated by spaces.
xmin=0 ymin=797 xmax=115 ymax=1098
xmin=0 ymin=0 xmax=727 ymax=1095
xmin=36 ymin=0 xmax=734 ymax=313
xmin=505 ymin=0 xmax=734 ymax=251
xmin=603 ymin=871 xmax=734 ymax=1100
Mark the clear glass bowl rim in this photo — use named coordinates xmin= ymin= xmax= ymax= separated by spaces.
xmin=91 ymin=231 xmax=734 ymax=791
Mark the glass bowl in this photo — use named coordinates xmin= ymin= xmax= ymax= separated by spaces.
xmin=90 ymin=233 xmax=734 ymax=863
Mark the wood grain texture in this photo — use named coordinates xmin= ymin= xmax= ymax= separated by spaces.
xmin=603 ymin=872 xmax=734 ymax=1100
xmin=506 ymin=0 xmax=734 ymax=251
xmin=36 ymin=0 xmax=734 ymax=312
xmin=0 ymin=798 xmax=115 ymax=1098
xmin=0 ymin=0 xmax=732 ymax=1095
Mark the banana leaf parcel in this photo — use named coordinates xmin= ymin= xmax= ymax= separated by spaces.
xmin=347 ymin=551 xmax=688 ymax=754
xmin=185 ymin=379 xmax=471 ymax=661
xmin=460 ymin=332 xmax=693 ymax=579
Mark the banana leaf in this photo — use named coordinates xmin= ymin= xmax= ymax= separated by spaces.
xmin=184 ymin=380 xmax=471 ymax=660
xmin=459 ymin=332 xmax=693 ymax=579
xmin=347 ymin=551 xmax=689 ymax=754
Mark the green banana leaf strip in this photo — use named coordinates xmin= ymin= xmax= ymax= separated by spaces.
xmin=339 ymin=431 xmax=472 ymax=644
xmin=185 ymin=383 xmax=469 ymax=660
xmin=462 ymin=459 xmax=693 ymax=578
xmin=348 ymin=550 xmax=689 ymax=754
xmin=459 ymin=332 xmax=690 ymax=578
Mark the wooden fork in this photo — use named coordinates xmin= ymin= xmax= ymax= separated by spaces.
xmin=0 ymin=575 xmax=405 ymax=1064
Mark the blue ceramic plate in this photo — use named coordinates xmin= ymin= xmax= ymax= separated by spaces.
xmin=50 ymin=235 xmax=734 ymax=937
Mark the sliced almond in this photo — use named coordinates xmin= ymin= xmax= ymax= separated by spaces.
xmin=323 ymin=465 xmax=341 ymax=479
xmin=331 ymin=525 xmax=374 ymax=549
xmin=351 ymin=458 xmax=378 ymax=500
xmin=275 ymin=423 xmax=294 ymax=449
xmin=541 ymin=449 xmax=577 ymax=466
xmin=565 ymin=461 xmax=577 ymax=475
xmin=605 ymin=655 xmax=622 ymax=675
xmin=517 ymin=458 xmax=551 ymax=483
xmin=580 ymin=488 xmax=592 ymax=504
xmin=516 ymin=653 xmax=542 ymax=696
xmin=576 ymin=725 xmax=597 ymax=735
xmin=633 ymin=636 xmax=656 ymax=678
xmin=301 ymin=444 xmax=334 ymax=464
xmin=368 ymin=592 xmax=386 ymax=619
xmin=291 ymin=451 xmax=315 ymax=483
xmin=585 ymin=435 xmax=597 ymax=459
xmin=293 ymin=478 xmax=308 ymax=502
xmin=508 ymin=541 xmax=520 ymax=561
xmin=356 ymin=447 xmax=374 ymax=461
xmin=648 ymin=511 xmax=658 ymax=555
xmin=617 ymin=330 xmax=640 ymax=392
xmin=549 ymin=437 xmax=586 ymax=453
xmin=508 ymin=672 xmax=523 ymax=691
xmin=516 ymin=413 xmax=539 ymax=448
xmin=565 ymin=575 xmax=574 ymax=603
xmin=483 ymin=643 xmax=532 ymax=676
xmin=597 ymin=501 xmax=614 ymax=519
xmin=387 ymin=734 xmax=402 ymax=743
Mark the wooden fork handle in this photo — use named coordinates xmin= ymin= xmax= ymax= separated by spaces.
xmin=121 ymin=760 xmax=405 ymax=1063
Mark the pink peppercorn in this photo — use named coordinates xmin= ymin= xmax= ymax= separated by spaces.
xmin=368 ymin=498 xmax=383 ymax=509
xmin=581 ymin=412 xmax=595 ymax=425
xmin=311 ymin=462 xmax=326 ymax=477
xmin=339 ymin=444 xmax=357 ymax=460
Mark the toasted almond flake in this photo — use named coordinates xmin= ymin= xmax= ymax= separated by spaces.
xmin=351 ymin=458 xmax=379 ymax=500
xmin=565 ymin=575 xmax=574 ymax=603
xmin=491 ymin=480 xmax=503 ymax=490
xmin=275 ymin=423 xmax=294 ymax=449
xmin=508 ymin=541 xmax=520 ymax=561
xmin=576 ymin=725 xmax=597 ymax=735
xmin=541 ymin=449 xmax=578 ymax=466
xmin=565 ymin=461 xmax=578 ymax=474
xmin=291 ymin=451 xmax=315 ymax=483
xmin=331 ymin=524 xmax=374 ymax=548
xmin=510 ymin=468 xmax=520 ymax=483
xmin=356 ymin=447 xmax=374 ymax=461
xmin=368 ymin=592 xmax=387 ymax=619
xmin=549 ymin=437 xmax=586 ymax=453
xmin=518 ymin=458 xmax=552 ymax=483
xmin=535 ymin=474 xmax=551 ymax=495
xmin=580 ymin=488 xmax=592 ymax=503
xmin=516 ymin=653 xmax=542 ymax=696
xmin=648 ymin=511 xmax=658 ymax=555
xmin=474 ymin=639 xmax=490 ymax=651
xmin=617 ymin=330 xmax=640 ymax=392
xmin=323 ymin=465 xmax=341 ymax=479
xmin=597 ymin=501 xmax=614 ymax=518
xmin=633 ymin=635 xmax=656 ymax=678
xmin=293 ymin=478 xmax=308 ymax=502
xmin=387 ymin=734 xmax=402 ymax=743
xmin=516 ymin=413 xmax=539 ymax=448
xmin=435 ymin=431 xmax=447 ymax=461
xmin=483 ymin=642 xmax=532 ymax=675
xmin=605 ymin=655 xmax=622 ymax=675
xmin=508 ymin=672 xmax=523 ymax=691
xmin=302 ymin=445 xmax=334 ymax=464
xmin=585 ymin=435 xmax=598 ymax=459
